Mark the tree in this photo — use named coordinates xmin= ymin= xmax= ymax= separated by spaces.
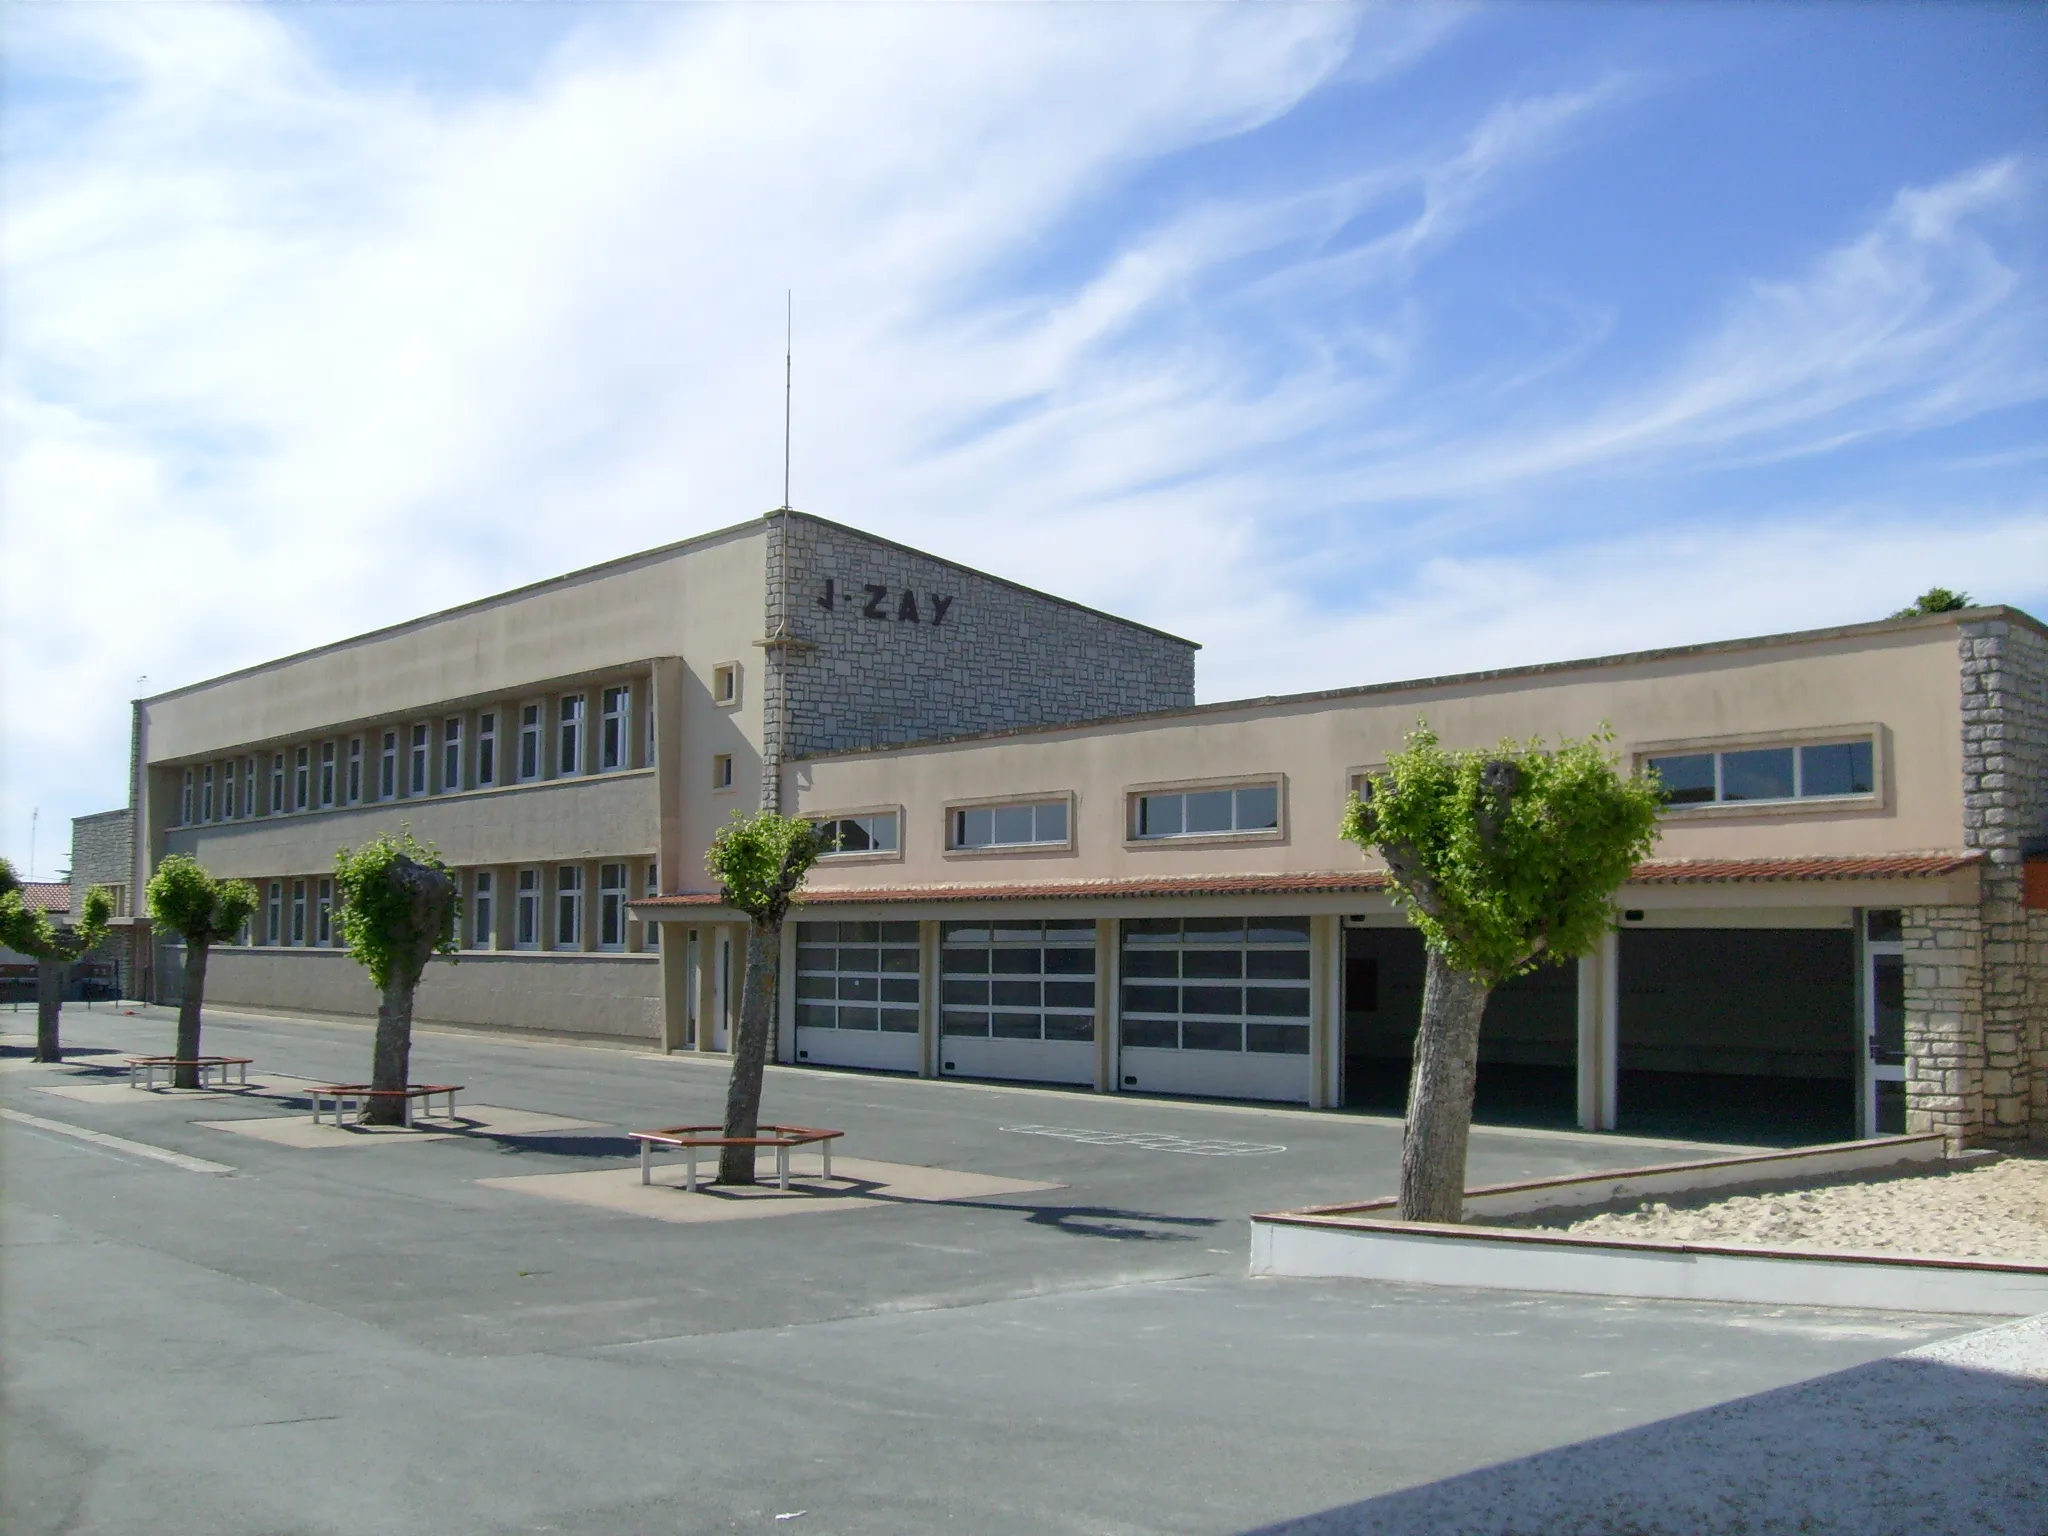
xmin=1892 ymin=587 xmax=1972 ymax=619
xmin=705 ymin=809 xmax=821 ymax=1185
xmin=333 ymin=831 xmax=459 ymax=1126
xmin=0 ymin=857 xmax=114 ymax=1064
xmin=144 ymin=854 xmax=259 ymax=1088
xmin=1341 ymin=727 xmax=1662 ymax=1224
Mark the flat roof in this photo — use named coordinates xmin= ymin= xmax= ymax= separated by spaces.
xmin=801 ymin=604 xmax=2044 ymax=762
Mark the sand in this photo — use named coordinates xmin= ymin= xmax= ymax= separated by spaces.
xmin=1500 ymin=1144 xmax=2048 ymax=1263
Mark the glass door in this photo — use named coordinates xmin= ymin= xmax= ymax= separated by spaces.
xmin=1863 ymin=910 xmax=1906 ymax=1135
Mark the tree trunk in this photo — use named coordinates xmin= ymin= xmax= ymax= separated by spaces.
xmin=34 ymin=958 xmax=62 ymax=1063
xmin=1398 ymin=950 xmax=1493 ymax=1224
xmin=173 ymin=941 xmax=211 ymax=1089
xmin=362 ymin=975 xmax=416 ymax=1126
xmin=718 ymin=921 xmax=780 ymax=1185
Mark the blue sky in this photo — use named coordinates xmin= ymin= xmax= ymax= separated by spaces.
xmin=3 ymin=2 xmax=2044 ymax=878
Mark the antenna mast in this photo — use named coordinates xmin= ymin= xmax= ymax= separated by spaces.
xmin=780 ymin=291 xmax=792 ymax=511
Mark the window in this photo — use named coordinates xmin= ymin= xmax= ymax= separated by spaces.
xmin=473 ymin=870 xmax=494 ymax=949
xmin=518 ymin=704 xmax=542 ymax=781
xmin=293 ymin=747 xmax=311 ymax=812
xmin=442 ymin=717 xmax=463 ymax=792
xmin=952 ymin=799 xmax=1068 ymax=850
xmin=1119 ymin=916 xmax=1311 ymax=1055
xmin=379 ymin=731 xmax=397 ymax=800
xmin=812 ymin=811 xmax=899 ymax=855
xmin=290 ymin=880 xmax=307 ymax=945
xmin=598 ymin=863 xmax=627 ymax=948
xmin=319 ymin=742 xmax=336 ymax=807
xmin=558 ymin=695 xmax=585 ymax=777
xmin=712 ymin=662 xmax=739 ymax=707
xmin=346 ymin=739 xmax=362 ymax=804
xmin=1133 ymin=783 xmax=1279 ymax=840
xmin=270 ymin=753 xmax=286 ymax=815
xmin=643 ymin=861 xmax=659 ymax=950
xmin=201 ymin=765 xmax=215 ymax=823
xmin=941 ymin=919 xmax=1096 ymax=1043
xmin=1646 ymin=738 xmax=1876 ymax=808
xmin=515 ymin=869 xmax=539 ymax=948
xmin=795 ymin=921 xmax=920 ymax=1033
xmin=601 ymin=686 xmax=630 ymax=770
xmin=712 ymin=753 xmax=734 ymax=790
xmin=556 ymin=865 xmax=583 ymax=947
xmin=315 ymin=878 xmax=333 ymax=946
xmin=266 ymin=881 xmax=282 ymax=944
xmin=477 ymin=712 xmax=497 ymax=787
xmin=221 ymin=764 xmax=237 ymax=821
xmin=241 ymin=759 xmax=255 ymax=819
xmin=181 ymin=769 xmax=194 ymax=825
xmin=409 ymin=724 xmax=429 ymax=795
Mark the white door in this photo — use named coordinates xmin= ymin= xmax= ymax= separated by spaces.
xmin=937 ymin=919 xmax=1097 ymax=1086
xmin=1863 ymin=909 xmax=1906 ymax=1136
xmin=792 ymin=921 xmax=922 ymax=1073
xmin=1114 ymin=917 xmax=1314 ymax=1104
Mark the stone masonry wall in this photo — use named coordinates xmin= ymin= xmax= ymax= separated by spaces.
xmin=69 ymin=807 xmax=138 ymax=997
xmin=1957 ymin=614 xmax=2048 ymax=1140
xmin=1902 ymin=903 xmax=1985 ymax=1146
xmin=766 ymin=513 xmax=1197 ymax=784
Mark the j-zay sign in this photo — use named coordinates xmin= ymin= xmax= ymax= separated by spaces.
xmin=818 ymin=579 xmax=955 ymax=626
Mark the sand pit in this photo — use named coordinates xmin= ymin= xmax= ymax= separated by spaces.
xmin=1499 ymin=1144 xmax=2048 ymax=1263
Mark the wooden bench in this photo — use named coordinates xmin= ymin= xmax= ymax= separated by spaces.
xmin=310 ymin=1083 xmax=463 ymax=1128
xmin=126 ymin=1055 xmax=253 ymax=1091
xmin=628 ymin=1124 xmax=844 ymax=1191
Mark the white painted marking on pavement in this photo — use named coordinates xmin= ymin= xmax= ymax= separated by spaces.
xmin=1 ymin=1107 xmax=235 ymax=1174
xmin=1002 ymin=1124 xmax=1285 ymax=1157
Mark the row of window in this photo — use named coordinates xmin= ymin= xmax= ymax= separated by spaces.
xmin=173 ymin=677 xmax=659 ymax=827
xmin=792 ymin=915 xmax=1315 ymax=1056
xmin=238 ymin=860 xmax=660 ymax=953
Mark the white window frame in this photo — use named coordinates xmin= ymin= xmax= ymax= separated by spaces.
xmin=476 ymin=711 xmax=498 ymax=788
xmin=290 ymin=880 xmax=307 ymax=945
xmin=712 ymin=753 xmax=735 ymax=792
xmin=408 ymin=723 xmax=429 ymax=796
xmin=518 ymin=703 xmax=543 ymax=782
xmin=601 ymin=686 xmax=631 ymax=771
xmin=180 ymin=769 xmax=194 ymax=826
xmin=201 ymin=765 xmax=216 ymax=823
xmin=515 ymin=868 xmax=540 ymax=949
xmin=558 ymin=694 xmax=586 ymax=777
xmin=221 ymin=763 xmax=236 ymax=821
xmin=442 ymin=717 xmax=464 ymax=793
xmin=270 ymin=753 xmax=286 ymax=815
xmin=642 ymin=861 xmax=660 ymax=950
xmin=472 ymin=870 xmax=495 ymax=950
xmin=1126 ymin=775 xmax=1286 ymax=847
xmin=241 ymin=758 xmax=255 ymax=820
xmin=711 ymin=661 xmax=740 ymax=708
xmin=945 ymin=793 xmax=1074 ymax=855
xmin=1635 ymin=726 xmax=1885 ymax=818
xmin=315 ymin=878 xmax=333 ymax=946
xmin=555 ymin=865 xmax=583 ymax=948
xmin=598 ymin=862 xmax=627 ymax=949
xmin=265 ymin=881 xmax=282 ymax=944
xmin=346 ymin=739 xmax=363 ymax=804
xmin=319 ymin=741 xmax=336 ymax=808
xmin=809 ymin=807 xmax=903 ymax=862
xmin=293 ymin=747 xmax=311 ymax=812
xmin=379 ymin=731 xmax=398 ymax=800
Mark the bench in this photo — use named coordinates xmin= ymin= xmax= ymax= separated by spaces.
xmin=628 ymin=1124 xmax=844 ymax=1192
xmin=126 ymin=1056 xmax=253 ymax=1091
xmin=310 ymin=1083 xmax=463 ymax=1128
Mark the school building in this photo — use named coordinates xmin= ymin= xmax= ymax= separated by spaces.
xmin=125 ymin=510 xmax=2047 ymax=1147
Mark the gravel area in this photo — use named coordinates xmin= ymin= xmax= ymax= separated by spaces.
xmin=1498 ymin=1145 xmax=2048 ymax=1262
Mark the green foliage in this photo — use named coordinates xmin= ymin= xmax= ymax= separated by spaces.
xmin=333 ymin=829 xmax=459 ymax=991
xmin=146 ymin=853 xmax=258 ymax=947
xmin=705 ymin=810 xmax=820 ymax=926
xmin=0 ymin=855 xmax=114 ymax=960
xmin=1891 ymin=587 xmax=1972 ymax=619
xmin=1341 ymin=725 xmax=1663 ymax=984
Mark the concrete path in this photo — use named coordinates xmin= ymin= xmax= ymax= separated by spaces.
xmin=3 ymin=1004 xmax=2032 ymax=1535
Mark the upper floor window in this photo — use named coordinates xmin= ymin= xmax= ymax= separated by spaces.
xmin=518 ymin=704 xmax=542 ymax=782
xmin=346 ymin=739 xmax=362 ymax=804
xmin=813 ymin=811 xmax=899 ymax=856
xmin=379 ymin=731 xmax=397 ymax=800
xmin=472 ymin=870 xmax=495 ymax=949
xmin=598 ymin=862 xmax=627 ymax=949
xmin=241 ymin=759 xmax=255 ymax=819
xmin=265 ymin=881 xmax=282 ymax=944
xmin=1646 ymin=737 xmax=1875 ymax=808
xmin=221 ymin=764 xmax=236 ymax=821
xmin=441 ymin=717 xmax=463 ymax=793
xmin=556 ymin=865 xmax=583 ymax=947
xmin=293 ymin=746 xmax=311 ymax=812
xmin=1132 ymin=783 xmax=1279 ymax=840
xmin=200 ymin=765 xmax=215 ymax=823
xmin=515 ymin=868 xmax=540 ymax=948
xmin=270 ymin=753 xmax=286 ymax=815
xmin=952 ymin=799 xmax=1069 ymax=850
xmin=181 ymin=769 xmax=195 ymax=826
xmin=558 ymin=695 xmax=586 ymax=776
xmin=290 ymin=879 xmax=307 ymax=944
xmin=712 ymin=662 xmax=739 ymax=707
xmin=315 ymin=878 xmax=334 ymax=945
xmin=477 ymin=712 xmax=498 ymax=788
xmin=601 ymin=686 xmax=630 ymax=771
xmin=409 ymin=724 xmax=429 ymax=795
xmin=319 ymin=741 xmax=336 ymax=807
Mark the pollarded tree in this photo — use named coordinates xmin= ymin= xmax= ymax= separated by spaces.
xmin=145 ymin=854 xmax=259 ymax=1088
xmin=1341 ymin=726 xmax=1662 ymax=1224
xmin=333 ymin=830 xmax=459 ymax=1126
xmin=0 ymin=857 xmax=114 ymax=1064
xmin=705 ymin=809 xmax=821 ymax=1185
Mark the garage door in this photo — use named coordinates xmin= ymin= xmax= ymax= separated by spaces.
xmin=1117 ymin=916 xmax=1313 ymax=1103
xmin=939 ymin=919 xmax=1097 ymax=1086
xmin=792 ymin=921 xmax=922 ymax=1073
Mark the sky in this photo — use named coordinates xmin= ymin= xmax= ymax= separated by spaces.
xmin=3 ymin=1 xmax=2045 ymax=880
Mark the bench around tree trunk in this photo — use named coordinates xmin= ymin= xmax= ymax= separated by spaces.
xmin=125 ymin=1056 xmax=252 ymax=1091
xmin=629 ymin=1124 xmax=844 ymax=1191
xmin=311 ymin=1083 xmax=463 ymax=1128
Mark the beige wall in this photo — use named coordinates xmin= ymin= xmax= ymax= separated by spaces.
xmin=790 ymin=620 xmax=1967 ymax=891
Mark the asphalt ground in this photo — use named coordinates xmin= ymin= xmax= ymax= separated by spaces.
xmin=2 ymin=1002 xmax=2027 ymax=1535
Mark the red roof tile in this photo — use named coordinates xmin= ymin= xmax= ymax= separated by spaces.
xmin=633 ymin=851 xmax=1981 ymax=909
xmin=19 ymin=882 xmax=70 ymax=913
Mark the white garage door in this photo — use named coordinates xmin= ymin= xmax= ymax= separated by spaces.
xmin=939 ymin=919 xmax=1098 ymax=1086
xmin=792 ymin=921 xmax=922 ymax=1073
xmin=1117 ymin=916 xmax=1313 ymax=1103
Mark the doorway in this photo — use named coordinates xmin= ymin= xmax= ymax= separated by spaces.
xmin=1863 ymin=909 xmax=1907 ymax=1136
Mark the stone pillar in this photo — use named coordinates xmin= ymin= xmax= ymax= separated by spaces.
xmin=1576 ymin=930 xmax=1619 ymax=1132
xmin=1902 ymin=903 xmax=1984 ymax=1148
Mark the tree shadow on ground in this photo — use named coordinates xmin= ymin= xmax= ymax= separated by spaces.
xmin=463 ymin=1132 xmax=643 ymax=1160
xmin=1239 ymin=1335 xmax=2044 ymax=1536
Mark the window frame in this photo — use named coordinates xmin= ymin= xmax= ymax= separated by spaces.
xmin=943 ymin=791 xmax=1076 ymax=857
xmin=346 ymin=738 xmax=363 ymax=804
xmin=472 ymin=870 xmax=495 ymax=950
xmin=711 ymin=753 xmax=735 ymax=792
xmin=408 ymin=723 xmax=429 ymax=796
xmin=1124 ymin=774 xmax=1287 ymax=848
xmin=290 ymin=880 xmax=307 ymax=945
xmin=1634 ymin=725 xmax=1886 ymax=818
xmin=270 ymin=753 xmax=286 ymax=815
xmin=200 ymin=765 xmax=215 ymax=823
xmin=518 ymin=703 xmax=543 ymax=783
xmin=808 ymin=806 xmax=904 ymax=863
xmin=555 ymin=864 xmax=583 ymax=948
xmin=514 ymin=868 xmax=540 ymax=949
xmin=476 ymin=711 xmax=498 ymax=788
xmin=319 ymin=741 xmax=336 ymax=808
xmin=600 ymin=686 xmax=631 ymax=771
xmin=598 ymin=862 xmax=627 ymax=949
xmin=642 ymin=860 xmax=660 ymax=950
xmin=293 ymin=747 xmax=311 ymax=812
xmin=441 ymin=716 xmax=464 ymax=793
xmin=265 ymin=881 xmax=282 ymax=944
xmin=558 ymin=694 xmax=586 ymax=777
xmin=711 ymin=661 xmax=741 ymax=708
xmin=378 ymin=731 xmax=397 ymax=800
xmin=315 ymin=878 xmax=333 ymax=946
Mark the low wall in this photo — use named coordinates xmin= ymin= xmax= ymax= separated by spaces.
xmin=201 ymin=947 xmax=661 ymax=1042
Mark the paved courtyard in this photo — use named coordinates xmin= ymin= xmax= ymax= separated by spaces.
xmin=4 ymin=1003 xmax=2039 ymax=1535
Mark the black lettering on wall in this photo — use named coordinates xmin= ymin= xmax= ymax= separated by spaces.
xmin=930 ymin=594 xmax=954 ymax=627
xmin=817 ymin=578 xmax=836 ymax=612
xmin=862 ymin=583 xmax=890 ymax=619
xmin=896 ymin=591 xmax=920 ymax=623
